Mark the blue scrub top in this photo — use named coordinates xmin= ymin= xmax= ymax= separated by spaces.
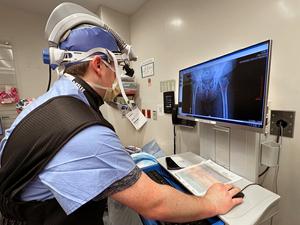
xmin=0 ymin=75 xmax=137 ymax=215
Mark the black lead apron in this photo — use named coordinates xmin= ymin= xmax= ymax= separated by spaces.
xmin=0 ymin=94 xmax=114 ymax=225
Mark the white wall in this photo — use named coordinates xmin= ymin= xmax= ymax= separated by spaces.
xmin=130 ymin=0 xmax=300 ymax=224
xmin=0 ymin=5 xmax=48 ymax=99
xmin=99 ymin=6 xmax=130 ymax=43
xmin=97 ymin=5 xmax=140 ymax=147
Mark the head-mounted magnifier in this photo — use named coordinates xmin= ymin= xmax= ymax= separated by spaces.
xmin=42 ymin=2 xmax=138 ymax=108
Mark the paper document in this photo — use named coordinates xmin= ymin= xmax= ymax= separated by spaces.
xmin=173 ymin=160 xmax=241 ymax=196
xmin=126 ymin=107 xmax=147 ymax=130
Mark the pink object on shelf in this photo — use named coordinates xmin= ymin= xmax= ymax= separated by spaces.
xmin=0 ymin=86 xmax=19 ymax=104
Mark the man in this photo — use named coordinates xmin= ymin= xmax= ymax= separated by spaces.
xmin=0 ymin=3 xmax=242 ymax=225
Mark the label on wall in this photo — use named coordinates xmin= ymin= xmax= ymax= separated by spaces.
xmin=141 ymin=58 xmax=154 ymax=78
xmin=160 ymin=80 xmax=176 ymax=92
xmin=126 ymin=107 xmax=147 ymax=130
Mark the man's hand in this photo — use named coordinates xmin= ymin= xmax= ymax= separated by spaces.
xmin=204 ymin=183 xmax=243 ymax=215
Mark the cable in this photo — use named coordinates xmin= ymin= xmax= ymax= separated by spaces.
xmin=272 ymin=121 xmax=284 ymax=193
xmin=276 ymin=120 xmax=286 ymax=143
xmin=240 ymin=183 xmax=261 ymax=192
xmin=273 ymin=125 xmax=283 ymax=193
xmin=260 ymin=170 xmax=268 ymax=186
xmin=234 ymin=183 xmax=276 ymax=225
xmin=273 ymin=166 xmax=279 ymax=194
xmin=280 ymin=125 xmax=283 ymax=145
xmin=46 ymin=65 xmax=52 ymax=91
xmin=276 ymin=126 xmax=281 ymax=143
xmin=259 ymin=167 xmax=270 ymax=177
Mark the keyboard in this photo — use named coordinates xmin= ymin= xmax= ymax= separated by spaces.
xmin=146 ymin=170 xmax=170 ymax=185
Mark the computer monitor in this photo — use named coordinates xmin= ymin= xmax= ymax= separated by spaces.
xmin=178 ymin=40 xmax=272 ymax=132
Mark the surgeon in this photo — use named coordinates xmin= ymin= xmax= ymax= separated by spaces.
xmin=0 ymin=3 xmax=243 ymax=225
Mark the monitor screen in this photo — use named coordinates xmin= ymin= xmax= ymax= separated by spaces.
xmin=178 ymin=40 xmax=272 ymax=131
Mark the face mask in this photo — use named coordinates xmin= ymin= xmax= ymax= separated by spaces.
xmin=103 ymin=78 xmax=121 ymax=102
xmin=88 ymin=79 xmax=121 ymax=103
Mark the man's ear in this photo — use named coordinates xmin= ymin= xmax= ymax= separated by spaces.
xmin=90 ymin=55 xmax=102 ymax=75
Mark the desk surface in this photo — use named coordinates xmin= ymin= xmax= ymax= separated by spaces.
xmin=157 ymin=152 xmax=280 ymax=225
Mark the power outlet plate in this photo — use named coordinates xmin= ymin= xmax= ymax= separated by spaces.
xmin=270 ymin=110 xmax=296 ymax=138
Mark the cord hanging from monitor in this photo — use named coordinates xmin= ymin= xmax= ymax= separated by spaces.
xmin=273 ymin=123 xmax=284 ymax=194
xmin=276 ymin=119 xmax=287 ymax=143
xmin=258 ymin=167 xmax=269 ymax=177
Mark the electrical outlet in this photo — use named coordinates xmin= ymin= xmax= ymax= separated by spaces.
xmin=153 ymin=110 xmax=157 ymax=120
xmin=270 ymin=110 xmax=296 ymax=138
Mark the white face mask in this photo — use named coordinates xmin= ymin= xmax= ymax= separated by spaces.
xmin=88 ymin=79 xmax=121 ymax=103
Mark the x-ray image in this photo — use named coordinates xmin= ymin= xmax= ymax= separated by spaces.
xmin=191 ymin=61 xmax=236 ymax=119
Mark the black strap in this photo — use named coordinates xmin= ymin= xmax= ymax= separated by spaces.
xmin=71 ymin=76 xmax=105 ymax=113
xmin=0 ymin=96 xmax=113 ymax=206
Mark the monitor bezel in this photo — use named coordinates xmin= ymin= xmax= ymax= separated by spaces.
xmin=177 ymin=40 xmax=272 ymax=133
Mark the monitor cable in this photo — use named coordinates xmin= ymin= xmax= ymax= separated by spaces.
xmin=261 ymin=120 xmax=285 ymax=194
xmin=276 ymin=120 xmax=286 ymax=143
xmin=259 ymin=166 xmax=270 ymax=177
xmin=273 ymin=124 xmax=284 ymax=194
xmin=259 ymin=166 xmax=270 ymax=186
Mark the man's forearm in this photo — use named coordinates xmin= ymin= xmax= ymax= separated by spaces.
xmin=112 ymin=173 xmax=242 ymax=223
xmin=143 ymin=184 xmax=216 ymax=222
xmin=112 ymin=173 xmax=217 ymax=223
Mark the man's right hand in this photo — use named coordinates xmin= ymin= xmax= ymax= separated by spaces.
xmin=203 ymin=183 xmax=243 ymax=215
